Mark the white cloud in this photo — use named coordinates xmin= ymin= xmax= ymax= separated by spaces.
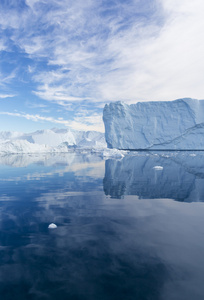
xmin=25 ymin=101 xmax=47 ymax=108
xmin=0 ymin=38 xmax=7 ymax=51
xmin=96 ymin=0 xmax=204 ymax=102
xmin=33 ymin=84 xmax=85 ymax=102
xmin=67 ymin=119 xmax=104 ymax=132
xmin=0 ymin=94 xmax=15 ymax=99
xmin=71 ymin=112 xmax=104 ymax=132
xmin=0 ymin=111 xmax=69 ymax=125
xmin=37 ymin=1 xmax=204 ymax=102
xmin=0 ymin=69 xmax=17 ymax=87
xmin=1 ymin=0 xmax=204 ymax=106
xmin=25 ymin=0 xmax=40 ymax=10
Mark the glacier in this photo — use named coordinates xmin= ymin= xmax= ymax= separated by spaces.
xmin=103 ymin=98 xmax=204 ymax=150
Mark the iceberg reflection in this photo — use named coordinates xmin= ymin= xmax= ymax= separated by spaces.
xmin=0 ymin=152 xmax=104 ymax=182
xmin=1 ymin=152 xmax=204 ymax=299
xmin=103 ymin=152 xmax=204 ymax=201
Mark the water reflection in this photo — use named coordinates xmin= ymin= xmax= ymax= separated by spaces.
xmin=104 ymin=152 xmax=204 ymax=201
xmin=0 ymin=152 xmax=104 ymax=182
xmin=0 ymin=152 xmax=204 ymax=299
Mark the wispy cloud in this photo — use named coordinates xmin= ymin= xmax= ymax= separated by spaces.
xmin=0 ymin=38 xmax=7 ymax=51
xmin=0 ymin=69 xmax=18 ymax=87
xmin=25 ymin=101 xmax=47 ymax=109
xmin=33 ymin=84 xmax=85 ymax=102
xmin=0 ymin=111 xmax=69 ymax=125
xmin=0 ymin=94 xmax=16 ymax=99
xmin=0 ymin=0 xmax=164 ymax=103
xmin=0 ymin=110 xmax=104 ymax=132
xmin=1 ymin=0 xmax=204 ymax=113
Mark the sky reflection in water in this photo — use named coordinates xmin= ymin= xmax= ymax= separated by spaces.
xmin=0 ymin=152 xmax=204 ymax=300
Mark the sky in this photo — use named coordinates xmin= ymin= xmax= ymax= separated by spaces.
xmin=0 ymin=0 xmax=204 ymax=133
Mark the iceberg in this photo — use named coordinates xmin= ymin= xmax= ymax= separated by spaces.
xmin=0 ymin=140 xmax=51 ymax=154
xmin=48 ymin=223 xmax=57 ymax=229
xmin=103 ymin=98 xmax=204 ymax=150
xmin=0 ymin=128 xmax=107 ymax=154
xmin=101 ymin=148 xmax=126 ymax=159
xmin=153 ymin=166 xmax=163 ymax=170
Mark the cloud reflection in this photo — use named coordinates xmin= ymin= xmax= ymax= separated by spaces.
xmin=1 ymin=152 xmax=204 ymax=299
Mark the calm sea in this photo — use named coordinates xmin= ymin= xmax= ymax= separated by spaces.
xmin=0 ymin=151 xmax=204 ymax=300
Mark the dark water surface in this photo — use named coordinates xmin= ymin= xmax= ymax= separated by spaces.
xmin=0 ymin=152 xmax=204 ymax=300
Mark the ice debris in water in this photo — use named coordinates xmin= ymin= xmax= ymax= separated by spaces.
xmin=48 ymin=223 xmax=57 ymax=229
xmin=101 ymin=148 xmax=125 ymax=159
xmin=153 ymin=166 xmax=163 ymax=170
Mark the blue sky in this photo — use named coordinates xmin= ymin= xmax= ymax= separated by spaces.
xmin=0 ymin=0 xmax=204 ymax=133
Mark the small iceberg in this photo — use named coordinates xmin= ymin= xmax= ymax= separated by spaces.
xmin=101 ymin=148 xmax=125 ymax=159
xmin=48 ymin=223 xmax=57 ymax=229
xmin=153 ymin=166 xmax=163 ymax=170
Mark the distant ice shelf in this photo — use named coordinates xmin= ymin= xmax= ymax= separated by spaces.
xmin=0 ymin=128 xmax=107 ymax=154
xmin=103 ymin=98 xmax=204 ymax=150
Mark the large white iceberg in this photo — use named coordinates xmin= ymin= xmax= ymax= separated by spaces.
xmin=103 ymin=98 xmax=204 ymax=150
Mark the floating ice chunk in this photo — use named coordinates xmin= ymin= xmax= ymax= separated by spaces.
xmin=153 ymin=166 xmax=163 ymax=170
xmin=102 ymin=148 xmax=125 ymax=159
xmin=189 ymin=154 xmax=196 ymax=157
xmin=48 ymin=223 xmax=57 ymax=229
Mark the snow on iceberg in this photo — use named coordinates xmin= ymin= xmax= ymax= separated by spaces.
xmin=0 ymin=131 xmax=24 ymax=142
xmin=103 ymin=98 xmax=204 ymax=150
xmin=0 ymin=140 xmax=51 ymax=154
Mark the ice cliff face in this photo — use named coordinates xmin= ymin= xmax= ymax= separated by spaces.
xmin=103 ymin=98 xmax=204 ymax=150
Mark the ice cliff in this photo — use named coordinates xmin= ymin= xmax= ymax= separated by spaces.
xmin=103 ymin=98 xmax=204 ymax=150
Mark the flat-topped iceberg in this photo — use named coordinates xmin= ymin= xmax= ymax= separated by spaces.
xmin=103 ymin=98 xmax=204 ymax=150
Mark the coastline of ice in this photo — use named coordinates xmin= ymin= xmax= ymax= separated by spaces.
xmin=0 ymin=128 xmax=107 ymax=154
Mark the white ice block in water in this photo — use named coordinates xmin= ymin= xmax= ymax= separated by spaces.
xmin=48 ymin=223 xmax=57 ymax=229
xmin=103 ymin=98 xmax=204 ymax=150
xmin=153 ymin=166 xmax=163 ymax=170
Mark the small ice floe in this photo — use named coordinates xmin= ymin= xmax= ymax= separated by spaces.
xmin=101 ymin=148 xmax=125 ymax=159
xmin=153 ymin=166 xmax=163 ymax=170
xmin=48 ymin=223 xmax=57 ymax=229
xmin=189 ymin=154 xmax=196 ymax=157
